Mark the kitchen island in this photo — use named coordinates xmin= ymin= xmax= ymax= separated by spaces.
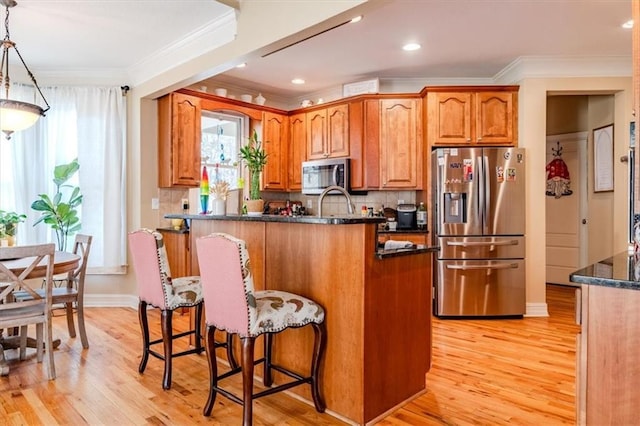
xmin=570 ymin=252 xmax=640 ymax=425
xmin=167 ymin=213 xmax=437 ymax=425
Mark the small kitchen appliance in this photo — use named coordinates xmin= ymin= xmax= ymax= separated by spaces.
xmin=397 ymin=204 xmax=417 ymax=230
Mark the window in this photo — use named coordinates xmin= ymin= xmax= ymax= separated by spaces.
xmin=201 ymin=111 xmax=247 ymax=188
xmin=0 ymin=85 xmax=126 ymax=273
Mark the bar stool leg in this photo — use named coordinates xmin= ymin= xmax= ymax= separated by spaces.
xmin=241 ymin=336 xmax=256 ymax=426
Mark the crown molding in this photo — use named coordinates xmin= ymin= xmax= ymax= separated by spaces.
xmin=495 ymin=55 xmax=632 ymax=84
xmin=127 ymin=9 xmax=238 ymax=87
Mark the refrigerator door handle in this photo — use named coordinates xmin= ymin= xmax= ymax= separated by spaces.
xmin=483 ymin=155 xmax=490 ymax=233
xmin=446 ymin=262 xmax=519 ymax=270
xmin=446 ymin=240 xmax=519 ymax=247
xmin=476 ymin=155 xmax=484 ymax=227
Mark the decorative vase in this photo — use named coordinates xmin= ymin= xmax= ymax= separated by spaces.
xmin=212 ymin=198 xmax=226 ymax=216
xmin=255 ymin=93 xmax=266 ymax=105
xmin=171 ymin=219 xmax=183 ymax=230
xmin=245 ymin=199 xmax=264 ymax=216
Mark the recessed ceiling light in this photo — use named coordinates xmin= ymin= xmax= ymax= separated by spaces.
xmin=291 ymin=78 xmax=305 ymax=85
xmin=236 ymin=63 xmax=246 ymax=68
xmin=622 ymin=19 xmax=634 ymax=29
xmin=403 ymin=43 xmax=421 ymax=51
xmin=350 ymin=15 xmax=362 ymax=24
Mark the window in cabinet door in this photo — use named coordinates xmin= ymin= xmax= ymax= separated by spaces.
xmin=201 ymin=111 xmax=247 ymax=189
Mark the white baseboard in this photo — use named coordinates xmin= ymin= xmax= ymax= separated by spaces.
xmin=525 ymin=302 xmax=549 ymax=317
xmin=84 ymin=294 xmax=138 ymax=309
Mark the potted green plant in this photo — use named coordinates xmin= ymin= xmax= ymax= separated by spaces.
xmin=0 ymin=210 xmax=27 ymax=246
xmin=239 ymin=129 xmax=268 ymax=215
xmin=31 ymin=158 xmax=83 ymax=251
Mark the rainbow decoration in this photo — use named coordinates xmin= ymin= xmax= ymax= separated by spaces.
xmin=200 ymin=166 xmax=209 ymax=214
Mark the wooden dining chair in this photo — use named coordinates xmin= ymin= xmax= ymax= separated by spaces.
xmin=15 ymin=234 xmax=93 ymax=349
xmin=0 ymin=243 xmax=56 ymax=380
xmin=196 ymin=233 xmax=326 ymax=426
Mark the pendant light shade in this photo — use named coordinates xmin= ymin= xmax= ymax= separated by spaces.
xmin=0 ymin=0 xmax=50 ymax=140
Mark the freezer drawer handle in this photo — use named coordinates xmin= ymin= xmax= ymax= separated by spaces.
xmin=446 ymin=263 xmax=519 ymax=270
xmin=446 ymin=240 xmax=518 ymax=247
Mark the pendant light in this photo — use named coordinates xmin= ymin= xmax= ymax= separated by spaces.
xmin=0 ymin=0 xmax=49 ymax=140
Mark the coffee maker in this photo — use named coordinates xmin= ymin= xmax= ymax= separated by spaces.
xmin=397 ymin=204 xmax=417 ymax=230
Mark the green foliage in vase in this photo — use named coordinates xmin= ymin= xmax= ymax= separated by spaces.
xmin=0 ymin=210 xmax=26 ymax=237
xmin=31 ymin=159 xmax=83 ymax=251
xmin=239 ymin=129 xmax=268 ymax=200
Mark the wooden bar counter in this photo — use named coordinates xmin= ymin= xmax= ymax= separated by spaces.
xmin=168 ymin=213 xmax=436 ymax=425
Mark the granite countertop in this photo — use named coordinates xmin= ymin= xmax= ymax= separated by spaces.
xmin=570 ymin=251 xmax=640 ymax=291
xmin=165 ymin=213 xmax=385 ymax=225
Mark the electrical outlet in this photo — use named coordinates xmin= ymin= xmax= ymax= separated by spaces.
xmin=398 ymin=199 xmax=405 ymax=205
xmin=307 ymin=199 xmax=313 ymax=209
xmin=181 ymin=198 xmax=189 ymax=210
xmin=151 ymin=198 xmax=159 ymax=210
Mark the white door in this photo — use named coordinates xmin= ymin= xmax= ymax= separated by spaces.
xmin=545 ymin=132 xmax=588 ymax=285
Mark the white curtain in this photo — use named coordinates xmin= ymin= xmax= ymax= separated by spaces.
xmin=0 ymin=85 xmax=127 ymax=272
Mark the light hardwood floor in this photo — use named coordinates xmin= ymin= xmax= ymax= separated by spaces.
xmin=0 ymin=284 xmax=579 ymax=425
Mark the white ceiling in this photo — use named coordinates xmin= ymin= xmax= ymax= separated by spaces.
xmin=2 ymin=0 xmax=633 ymax=99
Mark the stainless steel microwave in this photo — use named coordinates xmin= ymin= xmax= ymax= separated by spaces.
xmin=301 ymin=158 xmax=350 ymax=195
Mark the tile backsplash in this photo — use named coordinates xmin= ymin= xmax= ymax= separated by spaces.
xmin=158 ymin=187 xmax=417 ymax=224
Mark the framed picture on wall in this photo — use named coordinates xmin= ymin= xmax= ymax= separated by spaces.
xmin=593 ymin=123 xmax=614 ymax=192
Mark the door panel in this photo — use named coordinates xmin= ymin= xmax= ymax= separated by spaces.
xmin=545 ymin=136 xmax=585 ymax=285
xmin=433 ymin=147 xmax=481 ymax=236
xmin=436 ymin=259 xmax=525 ymax=316
xmin=484 ymin=147 xmax=526 ymax=235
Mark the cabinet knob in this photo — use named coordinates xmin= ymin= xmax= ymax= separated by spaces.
xmin=477 ymin=137 xmax=482 ymax=141
xmin=466 ymin=138 xmax=471 ymax=142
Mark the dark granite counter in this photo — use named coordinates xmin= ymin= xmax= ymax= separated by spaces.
xmin=165 ymin=213 xmax=385 ymax=225
xmin=569 ymin=251 xmax=640 ymax=290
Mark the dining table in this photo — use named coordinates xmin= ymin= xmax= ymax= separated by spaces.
xmin=0 ymin=250 xmax=80 ymax=375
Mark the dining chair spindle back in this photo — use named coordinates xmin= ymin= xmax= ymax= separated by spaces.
xmin=0 ymin=243 xmax=56 ymax=380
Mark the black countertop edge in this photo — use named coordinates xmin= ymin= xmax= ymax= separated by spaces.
xmin=569 ymin=251 xmax=640 ymax=291
xmin=378 ymin=229 xmax=429 ymax=235
xmin=376 ymin=245 xmax=439 ymax=259
xmin=156 ymin=227 xmax=189 ymax=234
xmin=165 ymin=213 xmax=385 ymax=225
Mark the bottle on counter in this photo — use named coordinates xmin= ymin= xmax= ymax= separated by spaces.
xmin=417 ymin=202 xmax=427 ymax=230
xmin=361 ymin=205 xmax=368 ymax=217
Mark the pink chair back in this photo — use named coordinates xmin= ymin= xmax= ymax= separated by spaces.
xmin=128 ymin=229 xmax=171 ymax=309
xmin=196 ymin=233 xmax=257 ymax=336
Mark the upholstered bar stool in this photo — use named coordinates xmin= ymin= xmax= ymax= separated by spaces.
xmin=196 ymin=232 xmax=326 ymax=426
xmin=128 ymin=229 xmax=234 ymax=390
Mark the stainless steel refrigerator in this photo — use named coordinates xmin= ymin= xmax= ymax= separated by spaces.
xmin=432 ymin=147 xmax=526 ymax=317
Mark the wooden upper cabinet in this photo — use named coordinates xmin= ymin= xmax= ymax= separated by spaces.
xmin=158 ymin=93 xmax=202 ymax=187
xmin=475 ymin=91 xmax=515 ymax=144
xmin=288 ymin=113 xmax=306 ymax=191
xmin=306 ymin=104 xmax=349 ymax=159
xmin=380 ymin=98 xmax=422 ymax=189
xmin=427 ymin=88 xmax=518 ymax=146
xmin=427 ymin=92 xmax=472 ymax=145
xmin=262 ymin=111 xmax=288 ymax=191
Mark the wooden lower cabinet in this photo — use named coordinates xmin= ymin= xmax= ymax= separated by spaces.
xmin=577 ymin=285 xmax=640 ymax=425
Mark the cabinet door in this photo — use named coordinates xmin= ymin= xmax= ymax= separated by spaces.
xmin=327 ymin=104 xmax=349 ymax=157
xmin=427 ymin=92 xmax=472 ymax=145
xmin=307 ymin=109 xmax=327 ymax=159
xmin=262 ymin=112 xmax=288 ymax=191
xmin=288 ymin=113 xmax=306 ymax=191
xmin=475 ymin=91 xmax=515 ymax=145
xmin=158 ymin=93 xmax=202 ymax=187
xmin=380 ymin=98 xmax=422 ymax=189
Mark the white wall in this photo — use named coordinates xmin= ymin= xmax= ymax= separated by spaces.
xmin=519 ymin=77 xmax=632 ymax=315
